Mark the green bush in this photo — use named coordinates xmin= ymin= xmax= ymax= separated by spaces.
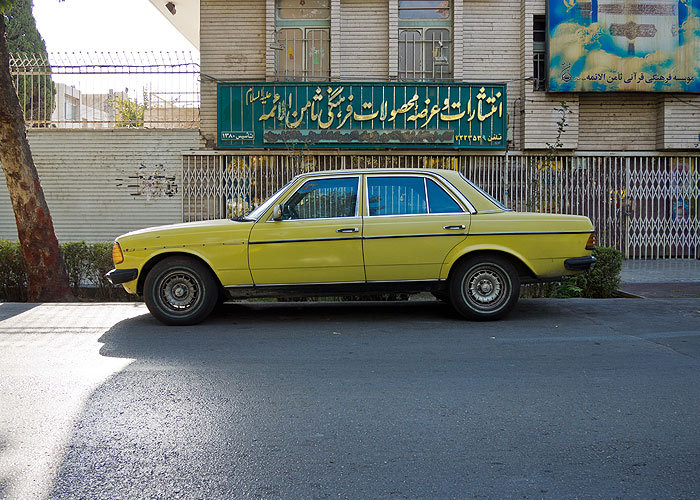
xmin=560 ymin=246 xmax=623 ymax=298
xmin=0 ymin=240 xmax=26 ymax=301
xmin=0 ymin=240 xmax=131 ymax=302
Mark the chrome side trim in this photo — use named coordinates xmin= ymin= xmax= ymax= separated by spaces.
xmin=249 ymin=236 xmax=363 ymax=245
xmin=365 ymin=279 xmax=441 ymax=284
xmin=225 ymin=279 xmax=441 ymax=289
xmin=468 ymin=230 xmax=595 ymax=236
xmin=226 ymin=280 xmax=365 ymax=289
xmin=363 ymin=233 xmax=469 ymax=240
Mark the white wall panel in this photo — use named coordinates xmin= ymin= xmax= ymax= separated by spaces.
xmin=579 ymin=95 xmax=657 ymax=151
xmin=0 ymin=129 xmax=199 ymax=242
xmin=340 ymin=0 xmax=389 ymax=79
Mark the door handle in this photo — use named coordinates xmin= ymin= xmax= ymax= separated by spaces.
xmin=443 ymin=225 xmax=466 ymax=230
xmin=336 ymin=227 xmax=359 ymax=233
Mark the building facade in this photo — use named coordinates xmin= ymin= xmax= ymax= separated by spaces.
xmin=193 ymin=0 xmax=700 ymax=153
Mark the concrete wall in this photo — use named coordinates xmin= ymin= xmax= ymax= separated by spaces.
xmin=0 ymin=129 xmax=199 ymax=242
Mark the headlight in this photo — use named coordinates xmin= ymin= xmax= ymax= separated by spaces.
xmin=112 ymin=241 xmax=124 ymax=265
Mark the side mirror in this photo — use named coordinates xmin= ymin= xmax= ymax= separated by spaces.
xmin=272 ymin=204 xmax=283 ymax=221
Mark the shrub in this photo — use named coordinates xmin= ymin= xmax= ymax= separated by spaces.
xmin=0 ymin=240 xmax=26 ymax=301
xmin=60 ymin=241 xmax=91 ymax=293
xmin=563 ymin=246 xmax=623 ymax=298
xmin=0 ymin=240 xmax=131 ymax=302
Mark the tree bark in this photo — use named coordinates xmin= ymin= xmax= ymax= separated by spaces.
xmin=0 ymin=15 xmax=72 ymax=301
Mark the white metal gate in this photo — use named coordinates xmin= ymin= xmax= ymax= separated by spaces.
xmin=182 ymin=152 xmax=700 ymax=259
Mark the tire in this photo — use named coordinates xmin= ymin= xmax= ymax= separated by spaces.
xmin=449 ymin=255 xmax=520 ymax=321
xmin=143 ymin=256 xmax=219 ymax=325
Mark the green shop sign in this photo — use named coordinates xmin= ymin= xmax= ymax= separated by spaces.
xmin=217 ymin=82 xmax=506 ymax=150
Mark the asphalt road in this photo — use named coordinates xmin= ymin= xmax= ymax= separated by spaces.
xmin=1 ymin=297 xmax=699 ymax=500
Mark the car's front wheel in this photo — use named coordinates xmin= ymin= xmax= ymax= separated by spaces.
xmin=144 ymin=256 xmax=219 ymax=325
xmin=449 ymin=255 xmax=520 ymax=320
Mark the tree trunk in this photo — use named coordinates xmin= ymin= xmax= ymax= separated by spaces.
xmin=0 ymin=16 xmax=72 ymax=301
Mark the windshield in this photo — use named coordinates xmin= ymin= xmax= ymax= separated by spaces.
xmin=459 ymin=172 xmax=510 ymax=211
xmin=243 ymin=179 xmax=295 ymax=221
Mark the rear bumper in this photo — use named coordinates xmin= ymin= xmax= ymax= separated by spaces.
xmin=105 ymin=268 xmax=138 ymax=285
xmin=564 ymin=256 xmax=597 ymax=271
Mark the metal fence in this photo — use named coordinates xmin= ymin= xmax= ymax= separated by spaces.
xmin=9 ymin=51 xmax=200 ymax=128
xmin=182 ymin=151 xmax=700 ymax=259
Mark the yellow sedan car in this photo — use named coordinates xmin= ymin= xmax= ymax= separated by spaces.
xmin=107 ymin=169 xmax=596 ymax=325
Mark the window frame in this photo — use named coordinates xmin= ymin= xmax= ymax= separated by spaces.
xmin=398 ymin=1 xmax=453 ymax=82
xmin=275 ymin=0 xmax=331 ymax=81
xmin=274 ymin=175 xmax=361 ymax=221
xmin=533 ymin=14 xmax=547 ymax=92
xmin=364 ymin=174 xmax=468 ymax=218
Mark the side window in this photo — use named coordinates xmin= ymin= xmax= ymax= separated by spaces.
xmin=282 ymin=177 xmax=358 ymax=220
xmin=367 ymin=177 xmax=427 ymax=216
xmin=426 ymin=178 xmax=463 ymax=213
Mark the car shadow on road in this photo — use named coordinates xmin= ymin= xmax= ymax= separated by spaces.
xmin=44 ymin=297 xmax=700 ymax=500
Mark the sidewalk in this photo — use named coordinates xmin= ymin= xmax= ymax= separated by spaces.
xmin=620 ymin=259 xmax=700 ymax=299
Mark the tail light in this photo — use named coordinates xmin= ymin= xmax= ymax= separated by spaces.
xmin=586 ymin=233 xmax=596 ymax=250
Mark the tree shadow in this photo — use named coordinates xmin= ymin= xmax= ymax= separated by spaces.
xmin=0 ymin=303 xmax=38 ymax=322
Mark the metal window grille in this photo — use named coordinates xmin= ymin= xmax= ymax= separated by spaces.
xmin=274 ymin=0 xmax=331 ymax=81
xmin=398 ymin=28 xmax=453 ymax=81
xmin=9 ymin=51 xmax=200 ymax=128
xmin=533 ymin=15 xmax=547 ymax=91
xmin=398 ymin=1 xmax=452 ymax=81
xmin=182 ymin=151 xmax=700 ymax=260
xmin=275 ymin=29 xmax=331 ymax=81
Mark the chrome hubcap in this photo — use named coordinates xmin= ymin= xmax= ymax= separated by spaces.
xmin=468 ymin=270 xmax=502 ymax=304
xmin=461 ymin=263 xmax=511 ymax=312
xmin=160 ymin=271 xmax=201 ymax=311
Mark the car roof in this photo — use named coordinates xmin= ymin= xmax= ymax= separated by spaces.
xmin=296 ymin=168 xmax=457 ymax=178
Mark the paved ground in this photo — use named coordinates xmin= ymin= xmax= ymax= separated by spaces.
xmin=620 ymin=259 xmax=700 ymax=298
xmin=1 ymin=297 xmax=699 ymax=500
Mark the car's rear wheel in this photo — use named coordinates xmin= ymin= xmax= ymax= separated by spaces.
xmin=144 ymin=256 xmax=218 ymax=325
xmin=449 ymin=255 xmax=520 ymax=320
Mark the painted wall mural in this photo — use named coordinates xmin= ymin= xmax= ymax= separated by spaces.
xmin=548 ymin=0 xmax=700 ymax=91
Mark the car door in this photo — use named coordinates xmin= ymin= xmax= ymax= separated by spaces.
xmin=362 ymin=173 xmax=471 ymax=282
xmin=248 ymin=175 xmax=365 ymax=285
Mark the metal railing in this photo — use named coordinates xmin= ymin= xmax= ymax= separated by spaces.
xmin=182 ymin=151 xmax=700 ymax=259
xmin=9 ymin=51 xmax=200 ymax=128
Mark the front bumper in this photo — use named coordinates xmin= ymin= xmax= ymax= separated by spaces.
xmin=564 ymin=256 xmax=597 ymax=271
xmin=105 ymin=268 xmax=138 ymax=285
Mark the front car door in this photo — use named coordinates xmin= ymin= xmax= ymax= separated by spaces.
xmin=362 ymin=173 xmax=472 ymax=282
xmin=248 ymin=174 xmax=365 ymax=285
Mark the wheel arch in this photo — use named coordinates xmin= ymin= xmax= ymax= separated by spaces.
xmin=442 ymin=248 xmax=536 ymax=286
xmin=136 ymin=251 xmax=223 ymax=295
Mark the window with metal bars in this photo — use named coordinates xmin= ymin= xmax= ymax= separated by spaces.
xmin=533 ymin=15 xmax=546 ymax=91
xmin=275 ymin=0 xmax=331 ymax=81
xmin=398 ymin=0 xmax=453 ymax=81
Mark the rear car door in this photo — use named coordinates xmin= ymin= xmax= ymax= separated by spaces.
xmin=362 ymin=173 xmax=471 ymax=282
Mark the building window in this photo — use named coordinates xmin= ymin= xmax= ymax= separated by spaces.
xmin=275 ymin=0 xmax=330 ymax=81
xmin=65 ymin=95 xmax=79 ymax=122
xmin=533 ymin=15 xmax=546 ymax=91
xmin=398 ymin=0 xmax=452 ymax=81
